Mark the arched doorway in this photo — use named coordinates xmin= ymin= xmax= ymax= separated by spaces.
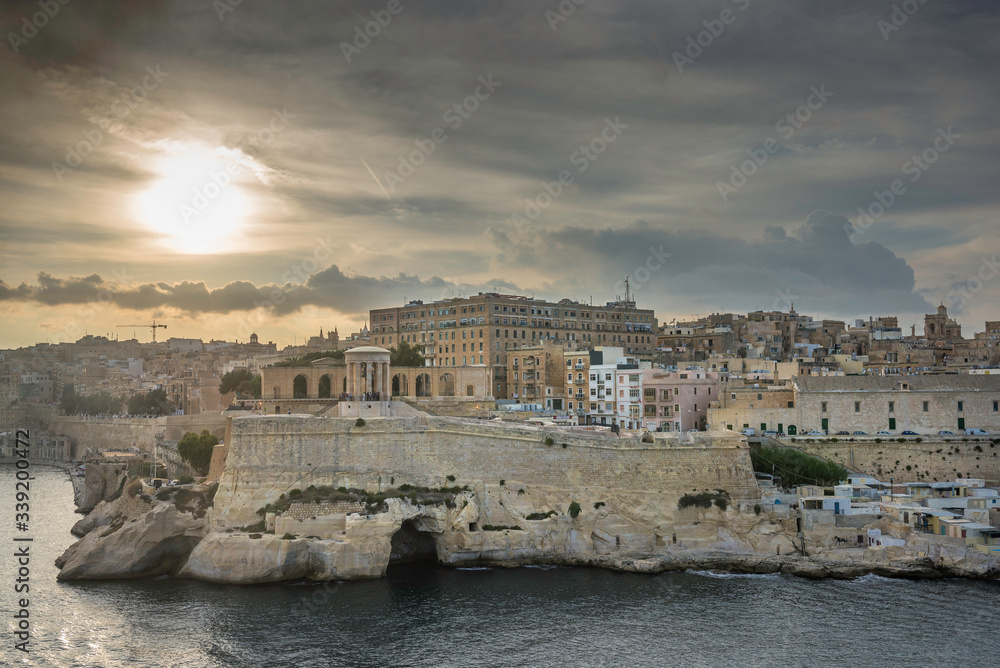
xmin=293 ymin=374 xmax=308 ymax=399
xmin=318 ymin=374 xmax=332 ymax=398
xmin=787 ymin=425 xmax=797 ymax=435
xmin=439 ymin=373 xmax=455 ymax=396
xmin=415 ymin=373 xmax=431 ymax=397
xmin=392 ymin=374 xmax=408 ymax=397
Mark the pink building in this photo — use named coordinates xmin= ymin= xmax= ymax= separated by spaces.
xmin=641 ymin=368 xmax=720 ymax=432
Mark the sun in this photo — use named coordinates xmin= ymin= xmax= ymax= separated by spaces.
xmin=134 ymin=152 xmax=250 ymax=254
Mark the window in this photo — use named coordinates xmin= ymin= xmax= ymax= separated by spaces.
xmin=732 ymin=393 xmax=737 ymax=400
xmin=821 ymin=402 xmax=827 ymax=413
xmin=854 ymin=402 xmax=861 ymax=413
xmin=957 ymin=401 xmax=964 ymax=412
xmin=757 ymin=393 xmax=763 ymax=400
xmin=923 ymin=401 xmax=929 ymax=412
xmin=994 ymin=401 xmax=999 ymax=412
xmin=787 ymin=401 xmax=794 ymax=408
xmin=888 ymin=401 xmax=894 ymax=413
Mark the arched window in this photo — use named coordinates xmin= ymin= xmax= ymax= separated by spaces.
xmin=318 ymin=374 xmax=332 ymax=398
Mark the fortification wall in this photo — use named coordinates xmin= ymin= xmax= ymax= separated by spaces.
xmin=48 ymin=414 xmax=226 ymax=458
xmin=214 ymin=415 xmax=759 ymax=523
xmin=792 ymin=437 xmax=1000 ymax=484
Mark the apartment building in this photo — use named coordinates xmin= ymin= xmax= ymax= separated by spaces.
xmin=560 ymin=350 xmax=590 ymax=418
xmin=641 ymin=368 xmax=720 ymax=432
xmin=370 ymin=293 xmax=656 ymax=399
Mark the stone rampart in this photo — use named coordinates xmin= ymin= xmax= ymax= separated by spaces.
xmin=48 ymin=414 xmax=226 ymax=459
xmin=214 ymin=415 xmax=759 ymax=523
xmin=791 ymin=437 xmax=1000 ymax=485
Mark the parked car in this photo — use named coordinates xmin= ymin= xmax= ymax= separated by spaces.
xmin=806 ymin=430 xmax=824 ymax=435
xmin=901 ymin=430 xmax=919 ymax=436
xmin=876 ymin=430 xmax=893 ymax=436
xmin=763 ymin=430 xmax=778 ymax=437
xmin=965 ymin=428 xmax=990 ymax=435
xmin=835 ymin=431 xmax=850 ymax=436
xmin=740 ymin=428 xmax=755 ymax=436
xmin=938 ymin=430 xmax=956 ymax=436
xmin=853 ymin=431 xmax=868 ymax=436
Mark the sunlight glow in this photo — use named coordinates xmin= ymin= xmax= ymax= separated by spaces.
xmin=134 ymin=152 xmax=250 ymax=254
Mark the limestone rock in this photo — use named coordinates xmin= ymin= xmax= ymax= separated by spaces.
xmin=57 ymin=504 xmax=207 ymax=580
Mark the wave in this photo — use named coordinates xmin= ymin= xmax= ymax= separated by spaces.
xmin=685 ymin=569 xmax=782 ymax=579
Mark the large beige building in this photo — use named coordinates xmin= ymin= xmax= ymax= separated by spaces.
xmin=709 ymin=375 xmax=1000 ymax=435
xmin=370 ymin=293 xmax=656 ymax=398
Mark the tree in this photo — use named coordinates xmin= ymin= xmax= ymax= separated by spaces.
xmin=274 ymin=350 xmax=345 ymax=367
xmin=177 ymin=429 xmax=219 ymax=475
xmin=390 ymin=340 xmax=425 ymax=367
xmin=219 ymin=368 xmax=261 ymax=398
xmin=126 ymin=388 xmax=173 ymax=416
xmin=60 ymin=383 xmax=77 ymax=414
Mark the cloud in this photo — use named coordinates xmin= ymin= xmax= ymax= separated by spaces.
xmin=0 ymin=266 xmax=524 ymax=319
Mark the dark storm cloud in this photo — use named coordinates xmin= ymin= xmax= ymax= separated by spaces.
xmin=0 ymin=266 xmax=522 ymax=318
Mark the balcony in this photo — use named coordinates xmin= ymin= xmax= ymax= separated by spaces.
xmin=574 ymin=364 xmax=586 ymax=370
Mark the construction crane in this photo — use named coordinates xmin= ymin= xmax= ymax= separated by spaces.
xmin=117 ymin=321 xmax=167 ymax=343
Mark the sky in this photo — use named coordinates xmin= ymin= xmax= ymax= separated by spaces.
xmin=1 ymin=0 xmax=998 ymax=349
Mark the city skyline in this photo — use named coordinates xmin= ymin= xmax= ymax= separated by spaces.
xmin=2 ymin=1 xmax=999 ymax=349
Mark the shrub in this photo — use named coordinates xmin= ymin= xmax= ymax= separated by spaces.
xmin=177 ymin=475 xmax=194 ymax=485
xmin=281 ymin=533 xmax=296 ymax=540
xmin=915 ymin=438 xmax=922 ymax=443
xmin=750 ymin=446 xmax=846 ymax=488
xmin=518 ymin=488 xmax=526 ymax=496
xmin=544 ymin=436 xmax=554 ymax=446
xmin=568 ymin=501 xmax=581 ymax=518
xmin=447 ymin=475 xmax=456 ymax=482
xmin=562 ymin=443 xmax=568 ymax=449
xmin=754 ymin=503 xmax=762 ymax=515
xmin=594 ymin=501 xmax=605 ymax=509
xmin=124 ymin=479 xmax=142 ymax=498
xmin=874 ymin=438 xmax=882 ymax=443
xmin=155 ymin=488 xmax=172 ymax=501
xmin=355 ymin=418 xmax=366 ymax=427
xmin=482 ymin=524 xmax=522 ymax=531
xmin=499 ymin=479 xmax=505 ymax=487
xmin=288 ymin=488 xmax=303 ymax=499
xmin=525 ymin=510 xmax=557 ymax=520
xmin=249 ymin=533 xmax=263 ymax=539
xmin=714 ymin=497 xmax=728 ymax=511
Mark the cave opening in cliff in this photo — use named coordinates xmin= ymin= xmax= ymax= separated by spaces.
xmin=388 ymin=520 xmax=439 ymax=571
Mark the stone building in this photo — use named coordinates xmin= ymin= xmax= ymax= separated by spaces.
xmin=925 ymin=304 xmax=962 ymax=342
xmin=369 ymin=293 xmax=656 ymax=399
xmin=260 ymin=347 xmax=491 ymax=414
xmin=506 ymin=343 xmax=564 ymax=405
xmin=708 ymin=375 xmax=1000 ymax=435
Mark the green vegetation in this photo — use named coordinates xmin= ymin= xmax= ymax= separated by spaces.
xmin=126 ymin=388 xmax=173 ymax=416
xmin=482 ymin=524 xmax=522 ymax=531
xmin=177 ymin=429 xmax=219 ymax=475
xmin=354 ymin=418 xmax=366 ymax=427
xmin=525 ymin=510 xmax=558 ymax=520
xmin=678 ymin=490 xmax=730 ymax=511
xmin=60 ymin=383 xmax=125 ymax=415
xmin=281 ymin=533 xmax=297 ymax=540
xmin=517 ymin=488 xmax=526 ymax=495
xmin=256 ymin=484 xmax=470 ymax=517
xmin=446 ymin=475 xmax=456 ymax=482
xmin=274 ymin=350 xmax=346 ymax=367
xmin=389 ymin=340 xmax=425 ymax=367
xmin=754 ymin=503 xmax=762 ymax=515
xmin=177 ymin=475 xmax=194 ymax=485
xmin=568 ymin=501 xmax=581 ymax=518
xmin=219 ymin=367 xmax=261 ymax=398
xmin=593 ymin=501 xmax=605 ymax=509
xmin=499 ymin=479 xmax=505 ymax=487
xmin=544 ymin=437 xmax=554 ymax=446
xmin=750 ymin=446 xmax=847 ymax=488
